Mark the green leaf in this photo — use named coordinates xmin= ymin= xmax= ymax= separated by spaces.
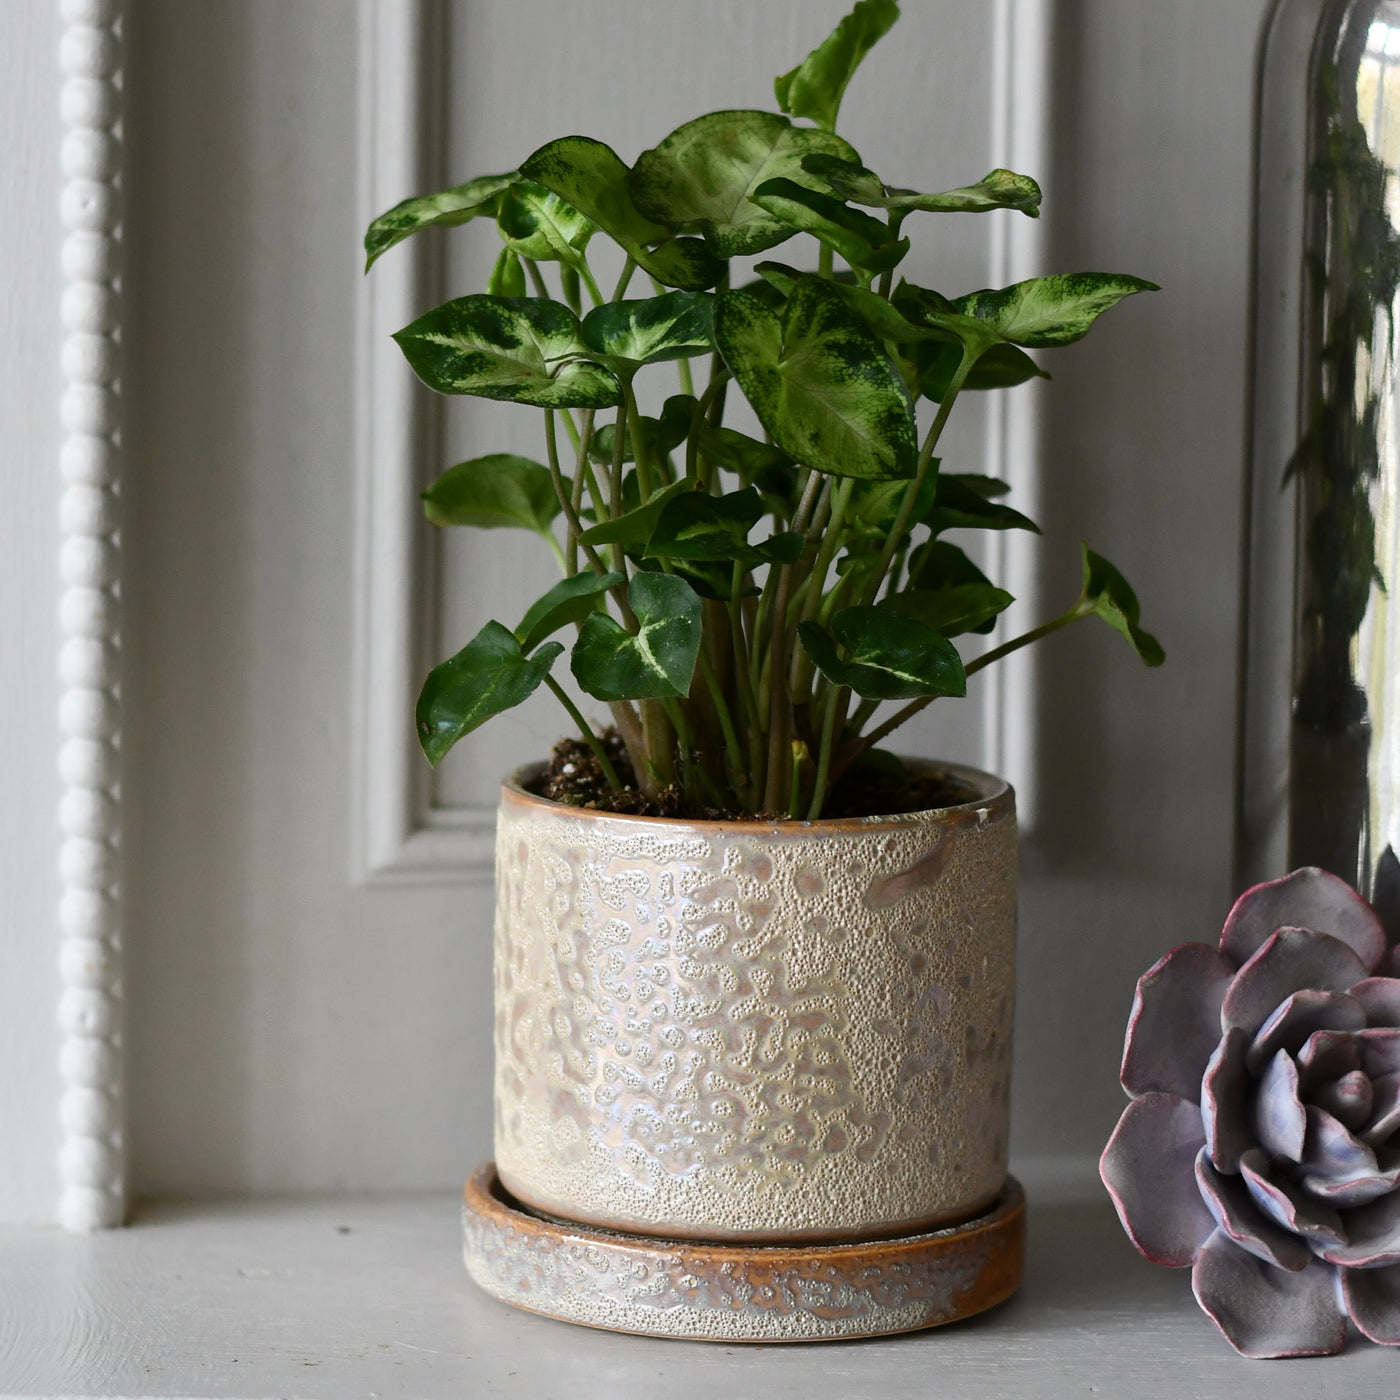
xmin=393 ymin=295 xmax=620 ymax=409
xmin=1081 ymin=545 xmax=1165 ymax=667
xmin=421 ymin=454 xmax=561 ymax=534
xmin=364 ymin=173 xmax=515 ymax=271
xmin=878 ymin=583 xmax=1013 ymax=637
xmin=579 ymin=477 xmax=695 ymax=551
xmin=797 ymin=607 xmax=966 ymax=700
xmin=514 ymin=571 xmax=625 ymax=654
xmin=749 ymin=178 xmax=909 ymax=273
xmin=634 ymin=555 xmax=741 ymax=602
xmin=905 ymin=542 xmax=1002 ymax=630
xmin=912 ymin=338 xmax=1047 ymax=401
xmin=580 ymin=292 xmax=714 ymax=367
xmin=497 ymin=180 xmax=595 ymax=264
xmin=804 ymin=155 xmax=1042 ymax=216
xmin=629 ymin=111 xmax=859 ymax=258
xmin=925 ymin=475 xmax=1040 ymax=535
xmin=756 ymin=531 xmax=805 ymax=563
xmin=645 ymin=487 xmax=765 ymax=560
xmin=713 ymin=279 xmax=917 ymax=480
xmin=755 ymin=264 xmax=939 ymax=347
xmin=954 ymin=272 xmax=1159 ymax=348
xmin=487 ymin=246 xmax=527 ymax=298
xmin=416 ymin=622 xmax=562 ymax=766
xmin=694 ymin=421 xmax=796 ymax=478
xmin=571 ymin=572 xmax=704 ymax=700
xmin=774 ymin=0 xmax=901 ymax=133
xmin=519 ymin=136 xmax=724 ymax=291
xmin=589 ymin=393 xmax=696 ymax=465
xmin=847 ymin=472 xmax=938 ymax=537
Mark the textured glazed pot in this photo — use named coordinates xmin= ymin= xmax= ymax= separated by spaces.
xmin=493 ymin=758 xmax=1017 ymax=1244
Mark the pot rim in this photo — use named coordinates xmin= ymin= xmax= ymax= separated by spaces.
xmin=501 ymin=755 xmax=1013 ymax=834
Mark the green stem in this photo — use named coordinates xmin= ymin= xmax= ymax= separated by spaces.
xmin=806 ymin=682 xmax=845 ymax=820
xmin=544 ymin=675 xmax=621 ymax=791
xmin=788 ymin=742 xmax=809 ymax=820
xmin=876 ymin=213 xmax=907 ymax=300
xmin=696 ymin=646 xmax=745 ymax=797
xmin=623 ymin=377 xmax=655 ymax=501
xmin=859 ymin=350 xmax=975 ymax=606
xmin=685 ymin=372 xmax=729 ymax=484
xmin=610 ymin=255 xmax=637 ymax=302
xmin=576 ymin=254 xmax=605 ymax=307
xmin=608 ymin=390 xmax=630 ymax=580
xmin=543 ymin=409 xmax=610 ymax=578
xmin=523 ymin=259 xmax=550 ymax=299
xmin=818 ymin=242 xmax=834 ymax=279
xmin=677 ymin=357 xmax=695 ymax=397
xmin=567 ymin=410 xmax=595 ymax=575
xmin=790 ymin=476 xmax=854 ymax=697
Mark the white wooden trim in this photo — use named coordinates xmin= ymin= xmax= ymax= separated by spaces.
xmin=983 ymin=0 xmax=1051 ymax=829
xmin=351 ymin=0 xmax=497 ymax=885
xmin=55 ymin=0 xmax=127 ymax=1231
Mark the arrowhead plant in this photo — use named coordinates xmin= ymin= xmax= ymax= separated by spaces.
xmin=366 ymin=0 xmax=1164 ymax=820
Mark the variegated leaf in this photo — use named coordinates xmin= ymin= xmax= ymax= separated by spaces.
xmin=571 ymin=572 xmax=703 ymax=701
xmin=364 ymin=172 xmax=516 ymax=271
xmin=630 ymin=111 xmax=859 ymax=258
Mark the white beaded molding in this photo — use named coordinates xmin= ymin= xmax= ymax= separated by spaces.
xmin=56 ymin=0 xmax=126 ymax=1232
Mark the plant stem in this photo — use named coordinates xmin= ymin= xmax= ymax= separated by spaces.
xmin=677 ymin=357 xmax=695 ymax=397
xmin=524 ymin=259 xmax=550 ymax=298
xmin=685 ymin=372 xmax=729 ymax=484
xmin=876 ymin=213 xmax=907 ymax=300
xmin=544 ymin=675 xmax=621 ymax=791
xmin=696 ymin=645 xmax=745 ymax=799
xmin=791 ymin=476 xmax=854 ymax=697
xmin=860 ymin=350 xmax=975 ymax=606
xmin=543 ymin=409 xmax=611 ymax=578
xmin=577 ymin=255 xmax=604 ymax=307
xmin=806 ymin=682 xmax=845 ymax=820
xmin=608 ymin=391 xmax=630 ymax=580
xmin=610 ymin=255 xmax=637 ymax=302
xmin=567 ymin=411 xmax=595 ymax=574
xmin=623 ymin=377 xmax=655 ymax=501
xmin=818 ymin=242 xmax=833 ymax=279
xmin=788 ymin=742 xmax=808 ymax=820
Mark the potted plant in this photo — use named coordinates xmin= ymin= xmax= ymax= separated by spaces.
xmin=366 ymin=0 xmax=1162 ymax=1341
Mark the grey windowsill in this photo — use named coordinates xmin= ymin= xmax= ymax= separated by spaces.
xmin=1 ymin=1170 xmax=1396 ymax=1399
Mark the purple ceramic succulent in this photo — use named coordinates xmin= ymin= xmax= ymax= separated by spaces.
xmin=1101 ymin=867 xmax=1400 ymax=1358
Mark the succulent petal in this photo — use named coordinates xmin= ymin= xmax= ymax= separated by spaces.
xmin=1193 ymin=1147 xmax=1312 ymax=1271
xmin=1220 ymin=867 xmax=1386 ymax=972
xmin=1301 ymin=1104 xmax=1378 ymax=1182
xmin=1312 ymin=1068 xmax=1373 ymax=1130
xmin=1363 ymin=1072 xmax=1400 ymax=1147
xmin=1191 ymin=1228 xmax=1346 ymax=1358
xmin=1239 ymin=1149 xmax=1345 ymax=1247
xmin=1317 ymin=1187 xmax=1400 ymax=1267
xmin=1246 ymin=990 xmax=1365 ymax=1076
xmin=1253 ymin=1049 xmax=1307 ymax=1161
xmin=1342 ymin=1263 xmax=1400 ymax=1345
xmin=1100 ymin=1092 xmax=1214 ymax=1266
xmin=1297 ymin=1028 xmax=1362 ymax=1089
xmin=1299 ymin=1159 xmax=1400 ymax=1207
xmin=1120 ymin=942 xmax=1233 ymax=1100
xmin=1351 ymin=976 xmax=1400 ymax=1028
xmin=1359 ymin=1027 xmax=1400 ymax=1077
xmin=1201 ymin=1027 xmax=1251 ymax=1172
xmin=1221 ymin=928 xmax=1370 ymax=1039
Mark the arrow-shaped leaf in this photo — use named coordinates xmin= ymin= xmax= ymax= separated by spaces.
xmin=416 ymin=622 xmax=563 ymax=766
xmin=714 ymin=279 xmax=917 ymax=480
xmin=774 ymin=0 xmax=901 ymax=133
xmin=421 ymin=454 xmax=561 ymax=534
xmin=520 ymin=136 xmax=724 ymax=291
xmin=749 ymin=178 xmax=909 ymax=273
xmin=393 ymin=295 xmax=621 ymax=408
xmin=571 ymin=572 xmax=704 ymax=701
xmin=878 ymin=583 xmax=1013 ymax=637
xmin=364 ymin=172 xmax=516 ymax=271
xmin=630 ymin=110 xmax=860 ymax=258
xmin=486 ymin=246 xmax=527 ymax=297
xmin=912 ymin=338 xmax=1047 ymax=401
xmin=579 ymin=477 xmax=695 ymax=552
xmin=803 ymin=155 xmax=1042 ymax=217
xmin=925 ymin=475 xmax=1040 ymax=535
xmin=589 ymin=393 xmax=696 ymax=465
xmin=797 ymin=608 xmax=966 ymax=700
xmin=955 ymin=272 xmax=1159 ymax=348
xmin=580 ymin=292 xmax=714 ymax=367
xmin=1081 ymin=545 xmax=1165 ymax=666
xmin=514 ymin=571 xmax=625 ymax=654
xmin=497 ymin=179 xmax=596 ymax=264
xmin=644 ymin=487 xmax=765 ymax=560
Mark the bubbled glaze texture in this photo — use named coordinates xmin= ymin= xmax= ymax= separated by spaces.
xmin=493 ymin=762 xmax=1017 ymax=1242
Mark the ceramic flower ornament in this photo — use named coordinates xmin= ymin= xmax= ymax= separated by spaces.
xmin=1102 ymin=867 xmax=1400 ymax=1358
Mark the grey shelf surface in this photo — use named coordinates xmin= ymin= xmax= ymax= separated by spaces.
xmin=2 ymin=1184 xmax=1398 ymax=1399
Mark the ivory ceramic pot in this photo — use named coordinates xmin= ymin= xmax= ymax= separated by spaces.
xmin=492 ymin=758 xmax=1016 ymax=1244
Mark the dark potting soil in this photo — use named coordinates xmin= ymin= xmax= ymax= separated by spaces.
xmin=532 ymin=732 xmax=977 ymax=822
